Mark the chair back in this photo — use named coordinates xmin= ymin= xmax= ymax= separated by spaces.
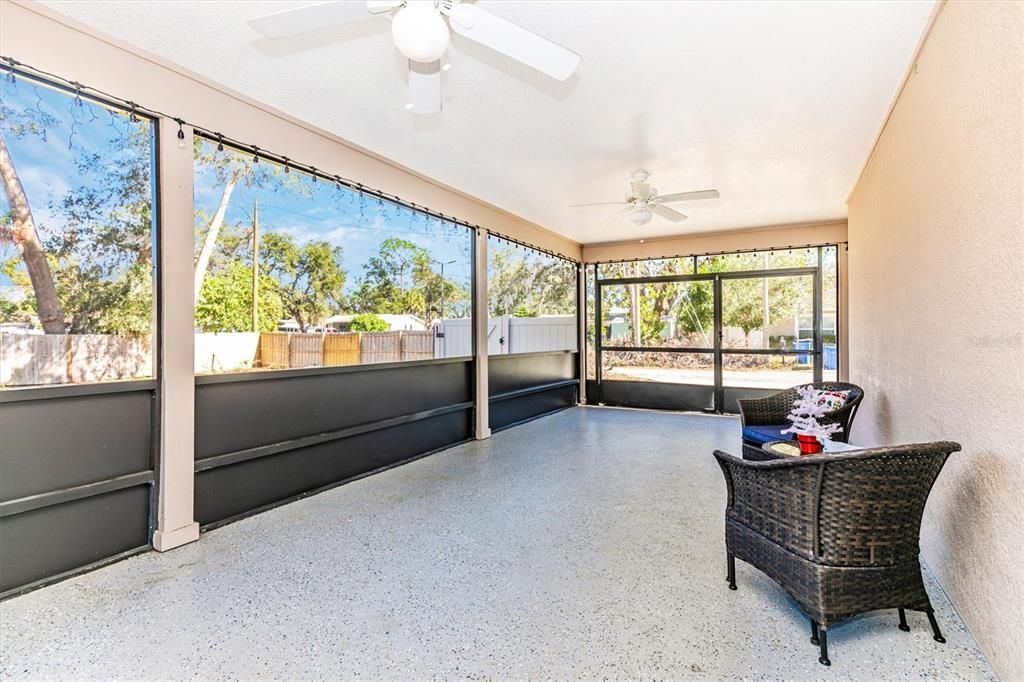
xmin=815 ymin=442 xmax=959 ymax=566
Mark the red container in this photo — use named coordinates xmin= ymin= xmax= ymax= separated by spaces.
xmin=796 ymin=433 xmax=823 ymax=455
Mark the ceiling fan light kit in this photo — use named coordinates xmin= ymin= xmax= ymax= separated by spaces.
xmin=631 ymin=206 xmax=653 ymax=226
xmin=247 ymin=0 xmax=581 ymax=115
xmin=392 ymin=1 xmax=450 ymax=63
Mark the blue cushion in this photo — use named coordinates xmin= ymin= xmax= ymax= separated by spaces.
xmin=742 ymin=424 xmax=795 ymax=445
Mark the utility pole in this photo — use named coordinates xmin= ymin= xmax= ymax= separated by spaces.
xmin=433 ymin=259 xmax=456 ymax=321
xmin=252 ymin=199 xmax=259 ymax=332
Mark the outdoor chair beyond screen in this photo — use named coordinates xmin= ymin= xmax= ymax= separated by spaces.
xmin=713 ymin=441 xmax=961 ymax=666
xmin=738 ymin=382 xmax=864 ymax=460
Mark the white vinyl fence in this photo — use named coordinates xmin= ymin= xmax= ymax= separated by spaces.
xmin=434 ymin=315 xmax=576 ymax=358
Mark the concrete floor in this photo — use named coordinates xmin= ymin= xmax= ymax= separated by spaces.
xmin=0 ymin=407 xmax=994 ymax=680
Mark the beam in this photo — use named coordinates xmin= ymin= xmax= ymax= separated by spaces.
xmin=151 ymin=119 xmax=199 ymax=552
xmin=473 ymin=228 xmax=491 ymax=439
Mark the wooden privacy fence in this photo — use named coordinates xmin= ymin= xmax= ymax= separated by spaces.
xmin=260 ymin=330 xmax=436 ymax=370
xmin=323 ymin=333 xmax=360 ymax=366
xmin=0 ymin=329 xmax=444 ymax=386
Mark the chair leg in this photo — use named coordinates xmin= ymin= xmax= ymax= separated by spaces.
xmin=926 ymin=609 xmax=946 ymax=643
xmin=898 ymin=608 xmax=910 ymax=632
xmin=727 ymin=553 xmax=737 ymax=590
xmin=818 ymin=626 xmax=831 ymax=666
xmin=810 ymin=619 xmax=819 ymax=645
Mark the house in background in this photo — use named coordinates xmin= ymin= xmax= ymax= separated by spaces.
xmin=323 ymin=314 xmax=428 ymax=332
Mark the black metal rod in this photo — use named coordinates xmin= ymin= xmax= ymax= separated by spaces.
xmin=713 ymin=275 xmax=724 ymax=412
xmin=0 ymin=471 xmax=155 ymax=519
xmin=194 ymin=401 xmax=475 ymax=472
xmin=0 ymin=57 xmax=578 ymax=266
xmin=813 ymin=246 xmax=824 ymax=383
xmin=898 ymin=608 xmax=911 ymax=632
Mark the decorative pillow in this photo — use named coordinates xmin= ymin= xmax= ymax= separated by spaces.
xmin=812 ymin=389 xmax=850 ymax=412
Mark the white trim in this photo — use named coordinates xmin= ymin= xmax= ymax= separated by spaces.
xmin=153 ymin=119 xmax=199 ymax=551
xmin=473 ymin=229 xmax=491 ymax=439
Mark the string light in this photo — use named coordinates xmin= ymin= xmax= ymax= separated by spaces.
xmin=310 ymin=167 xmax=317 ymax=182
xmin=1 ymin=54 xmax=584 ymax=267
xmin=283 ymin=157 xmax=290 ymax=173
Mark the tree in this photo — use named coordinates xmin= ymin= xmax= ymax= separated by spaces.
xmin=350 ymin=238 xmax=467 ymax=321
xmin=262 ymin=231 xmax=345 ymax=332
xmin=2 ymin=91 xmax=156 ymax=336
xmin=349 ymin=313 xmax=388 ymax=332
xmin=192 ymin=140 xmax=300 ymax=305
xmin=195 ymin=262 xmax=283 ymax=332
xmin=488 ymin=247 xmax=574 ymax=317
xmin=0 ymin=105 xmax=65 ymax=332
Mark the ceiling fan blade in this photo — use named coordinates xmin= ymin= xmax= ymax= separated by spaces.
xmin=407 ymin=59 xmax=442 ymax=115
xmin=447 ymin=4 xmax=580 ymax=81
xmin=248 ymin=1 xmax=392 ymax=39
xmin=654 ymin=189 xmax=720 ymax=204
xmin=651 ymin=205 xmax=688 ymax=223
xmin=569 ymin=201 xmax=629 ymax=208
xmin=604 ymin=207 xmax=632 ymax=224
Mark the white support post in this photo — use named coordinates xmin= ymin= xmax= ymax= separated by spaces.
xmin=152 ymin=119 xmax=199 ymax=551
xmin=473 ymin=228 xmax=491 ymax=439
xmin=577 ymin=262 xmax=587 ymax=404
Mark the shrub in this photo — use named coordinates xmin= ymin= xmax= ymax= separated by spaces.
xmin=349 ymin=313 xmax=389 ymax=332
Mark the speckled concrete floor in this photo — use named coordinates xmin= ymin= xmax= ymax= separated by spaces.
xmin=0 ymin=407 xmax=995 ymax=680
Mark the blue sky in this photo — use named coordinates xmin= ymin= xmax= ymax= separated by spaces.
xmin=1 ymin=77 xmax=154 ymax=290
xmin=2 ymin=75 xmax=561 ymax=308
xmin=193 ymin=139 xmax=475 ymax=296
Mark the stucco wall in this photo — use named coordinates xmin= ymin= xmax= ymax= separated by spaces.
xmin=847 ymin=2 xmax=1023 ymax=679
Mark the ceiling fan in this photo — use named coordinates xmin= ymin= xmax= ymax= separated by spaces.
xmin=247 ymin=0 xmax=581 ymax=115
xmin=570 ymin=170 xmax=720 ymax=226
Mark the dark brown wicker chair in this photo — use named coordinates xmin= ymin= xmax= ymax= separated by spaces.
xmin=713 ymin=441 xmax=961 ymax=666
xmin=738 ymin=382 xmax=864 ymax=460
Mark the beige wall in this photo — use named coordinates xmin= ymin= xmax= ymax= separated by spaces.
xmin=581 ymin=220 xmax=847 ymax=263
xmin=847 ymin=2 xmax=1023 ymax=679
xmin=0 ymin=1 xmax=581 ymax=261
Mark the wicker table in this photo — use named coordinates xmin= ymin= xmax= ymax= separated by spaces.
xmin=756 ymin=439 xmax=863 ymax=460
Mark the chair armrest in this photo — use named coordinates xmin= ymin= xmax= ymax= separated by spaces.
xmin=713 ymin=450 xmax=822 ymax=559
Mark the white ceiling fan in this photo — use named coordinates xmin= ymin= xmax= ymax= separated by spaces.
xmin=570 ymin=170 xmax=720 ymax=226
xmin=247 ymin=0 xmax=581 ymax=115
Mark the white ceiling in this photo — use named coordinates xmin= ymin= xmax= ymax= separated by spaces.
xmin=40 ymin=0 xmax=934 ymax=245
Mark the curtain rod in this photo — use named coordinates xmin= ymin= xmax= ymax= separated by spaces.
xmin=587 ymin=241 xmax=847 ymax=265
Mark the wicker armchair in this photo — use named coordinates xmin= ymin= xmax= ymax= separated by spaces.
xmin=713 ymin=441 xmax=961 ymax=666
xmin=738 ymin=382 xmax=864 ymax=460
